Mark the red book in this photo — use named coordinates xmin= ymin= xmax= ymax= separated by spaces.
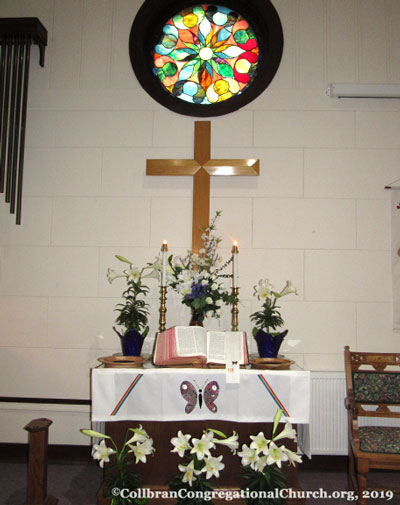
xmin=153 ymin=326 xmax=249 ymax=368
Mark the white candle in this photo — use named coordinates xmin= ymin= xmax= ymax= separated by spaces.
xmin=232 ymin=241 xmax=238 ymax=288
xmin=161 ymin=240 xmax=168 ymax=287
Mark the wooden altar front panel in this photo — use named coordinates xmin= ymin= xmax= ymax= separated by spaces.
xmin=98 ymin=419 xmax=306 ymax=505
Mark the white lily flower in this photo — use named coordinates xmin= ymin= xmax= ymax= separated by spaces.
xmin=125 ymin=267 xmax=141 ymax=281
xmin=91 ymin=440 xmax=116 ymax=468
xmin=106 ymin=268 xmax=126 ymax=284
xmin=126 ymin=425 xmax=150 ymax=445
xmin=201 ymin=455 xmax=225 ymax=479
xmin=237 ymin=444 xmax=258 ymax=467
xmin=190 ymin=431 xmax=215 ymax=460
xmin=205 ymin=297 xmax=213 ymax=304
xmin=171 ymin=430 xmax=191 ymax=457
xmin=282 ymin=447 xmax=302 ymax=466
xmin=254 ymin=454 xmax=268 ymax=473
xmin=201 ymin=279 xmax=208 ymax=286
xmin=278 ymin=281 xmax=298 ymax=298
xmin=142 ymin=267 xmax=160 ymax=280
xmin=273 ymin=422 xmax=297 ymax=443
xmin=213 ymin=431 xmax=239 ymax=454
xmin=212 ymin=283 xmax=218 ymax=290
xmin=249 ymin=432 xmax=269 ymax=455
xmin=178 ymin=460 xmax=201 ymax=487
xmin=266 ymin=441 xmax=289 ymax=468
xmin=128 ymin=438 xmax=155 ymax=464
xmin=254 ymin=279 xmax=273 ymax=300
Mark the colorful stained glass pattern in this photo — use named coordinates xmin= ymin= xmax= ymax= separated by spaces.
xmin=153 ymin=4 xmax=259 ymax=105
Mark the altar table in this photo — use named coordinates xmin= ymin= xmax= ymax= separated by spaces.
xmin=91 ymin=367 xmax=311 ymax=505
xmin=91 ymin=368 xmax=310 ymax=424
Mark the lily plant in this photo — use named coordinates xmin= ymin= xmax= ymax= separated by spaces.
xmin=250 ymin=279 xmax=298 ymax=336
xmin=107 ymin=255 xmax=160 ymax=338
xmin=238 ymin=409 xmax=302 ymax=505
xmin=81 ymin=426 xmax=155 ymax=505
xmin=169 ymin=428 xmax=239 ymax=505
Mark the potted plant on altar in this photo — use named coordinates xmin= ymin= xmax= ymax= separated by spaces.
xmin=238 ymin=409 xmax=302 ymax=505
xmin=81 ymin=425 xmax=155 ymax=504
xmin=107 ymin=255 xmax=159 ymax=356
xmin=250 ymin=279 xmax=297 ymax=358
xmin=168 ymin=211 xmax=234 ymax=326
xmin=168 ymin=428 xmax=239 ymax=505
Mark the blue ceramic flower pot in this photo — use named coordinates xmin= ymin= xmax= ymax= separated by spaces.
xmin=254 ymin=329 xmax=288 ymax=358
xmin=119 ymin=329 xmax=144 ymax=356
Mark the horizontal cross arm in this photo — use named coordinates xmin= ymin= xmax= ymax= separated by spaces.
xmin=203 ymin=159 xmax=259 ymax=176
xmin=146 ymin=159 xmax=201 ymax=176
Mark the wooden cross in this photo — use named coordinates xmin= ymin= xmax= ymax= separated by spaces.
xmin=146 ymin=121 xmax=259 ymax=251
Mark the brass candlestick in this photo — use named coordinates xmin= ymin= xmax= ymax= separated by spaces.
xmin=231 ymin=287 xmax=239 ymax=331
xmin=159 ymin=285 xmax=167 ymax=332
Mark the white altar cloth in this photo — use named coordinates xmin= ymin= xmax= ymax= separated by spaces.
xmin=91 ymin=368 xmax=310 ymax=424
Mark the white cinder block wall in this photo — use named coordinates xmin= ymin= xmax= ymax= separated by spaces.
xmin=1 ymin=0 xmax=400 ymax=446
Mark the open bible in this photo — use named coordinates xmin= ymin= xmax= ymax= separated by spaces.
xmin=153 ymin=326 xmax=249 ymax=368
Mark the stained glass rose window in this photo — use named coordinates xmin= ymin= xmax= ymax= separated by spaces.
xmin=153 ymin=5 xmax=259 ymax=105
xmin=129 ymin=0 xmax=283 ymax=116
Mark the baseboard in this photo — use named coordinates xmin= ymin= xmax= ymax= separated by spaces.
xmin=301 ymin=455 xmax=348 ymax=472
xmin=0 ymin=443 xmax=92 ymax=464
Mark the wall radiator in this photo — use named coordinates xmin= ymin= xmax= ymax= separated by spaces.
xmin=309 ymin=372 xmax=400 ymax=456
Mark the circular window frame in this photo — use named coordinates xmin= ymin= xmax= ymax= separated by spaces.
xmin=129 ymin=0 xmax=283 ymax=117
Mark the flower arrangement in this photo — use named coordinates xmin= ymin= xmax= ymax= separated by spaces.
xmin=107 ymin=255 xmax=159 ymax=351
xmin=168 ymin=211 xmax=234 ymax=324
xmin=168 ymin=428 xmax=239 ymax=505
xmin=81 ymin=426 xmax=155 ymax=505
xmin=250 ymin=279 xmax=298 ymax=335
xmin=238 ymin=409 xmax=302 ymax=505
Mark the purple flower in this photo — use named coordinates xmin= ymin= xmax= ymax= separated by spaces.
xmin=185 ymin=282 xmax=207 ymax=300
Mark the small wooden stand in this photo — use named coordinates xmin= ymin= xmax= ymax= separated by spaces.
xmin=24 ymin=418 xmax=58 ymax=505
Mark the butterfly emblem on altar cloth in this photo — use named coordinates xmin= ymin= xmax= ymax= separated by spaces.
xmin=180 ymin=380 xmax=219 ymax=414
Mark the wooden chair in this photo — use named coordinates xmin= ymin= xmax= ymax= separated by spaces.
xmin=344 ymin=346 xmax=400 ymax=504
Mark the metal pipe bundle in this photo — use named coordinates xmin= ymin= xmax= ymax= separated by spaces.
xmin=0 ymin=18 xmax=47 ymax=224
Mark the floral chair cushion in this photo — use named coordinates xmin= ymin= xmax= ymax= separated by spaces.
xmin=359 ymin=426 xmax=400 ymax=454
xmin=352 ymin=372 xmax=400 ymax=404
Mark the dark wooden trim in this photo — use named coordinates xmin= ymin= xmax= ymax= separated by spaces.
xmin=0 ymin=396 xmax=91 ymax=405
xmin=301 ymin=455 xmax=348 ymax=472
xmin=0 ymin=443 xmax=93 ymax=463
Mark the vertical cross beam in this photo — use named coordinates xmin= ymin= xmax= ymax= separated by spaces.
xmin=192 ymin=121 xmax=210 ymax=252
xmin=146 ymin=121 xmax=259 ymax=252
